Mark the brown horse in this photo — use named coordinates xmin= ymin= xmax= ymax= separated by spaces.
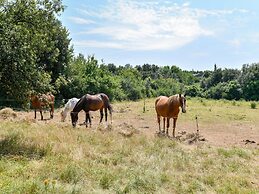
xmin=30 ymin=93 xmax=55 ymax=120
xmin=70 ymin=93 xmax=112 ymax=127
xmin=155 ymin=94 xmax=186 ymax=137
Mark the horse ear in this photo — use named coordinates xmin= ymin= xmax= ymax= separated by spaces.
xmin=184 ymin=94 xmax=187 ymax=97
xmin=179 ymin=94 xmax=181 ymax=98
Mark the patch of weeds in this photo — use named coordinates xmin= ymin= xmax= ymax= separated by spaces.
xmin=99 ymin=172 xmax=114 ymax=190
xmin=201 ymin=158 xmax=215 ymax=170
xmin=110 ymin=154 xmax=123 ymax=166
xmin=0 ymin=132 xmax=50 ymax=159
xmin=172 ymin=150 xmax=191 ymax=171
xmin=216 ymin=181 xmax=242 ymax=193
xmin=160 ymin=172 xmax=170 ymax=184
xmin=146 ymin=138 xmax=177 ymax=156
xmin=21 ymin=180 xmax=41 ymax=194
xmin=217 ymin=148 xmax=251 ymax=159
xmin=60 ymin=164 xmax=83 ymax=184
xmin=122 ymin=175 xmax=156 ymax=193
xmin=203 ymin=175 xmax=216 ymax=187
xmin=186 ymin=180 xmax=205 ymax=193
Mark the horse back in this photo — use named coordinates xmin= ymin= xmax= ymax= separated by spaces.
xmin=87 ymin=94 xmax=104 ymax=111
xmin=30 ymin=93 xmax=54 ymax=108
xmin=155 ymin=96 xmax=180 ymax=118
xmin=66 ymin=98 xmax=79 ymax=110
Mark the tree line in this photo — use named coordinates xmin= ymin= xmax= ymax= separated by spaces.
xmin=1 ymin=0 xmax=258 ymax=108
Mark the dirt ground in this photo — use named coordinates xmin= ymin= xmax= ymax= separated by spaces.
xmin=1 ymin=101 xmax=259 ymax=149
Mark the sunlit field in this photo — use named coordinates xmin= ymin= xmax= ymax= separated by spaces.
xmin=0 ymin=98 xmax=258 ymax=193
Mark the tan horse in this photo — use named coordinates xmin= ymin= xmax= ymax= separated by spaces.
xmin=155 ymin=94 xmax=186 ymax=137
xmin=30 ymin=93 xmax=55 ymax=120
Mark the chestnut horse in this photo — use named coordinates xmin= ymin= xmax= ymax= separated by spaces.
xmin=70 ymin=93 xmax=112 ymax=127
xmin=30 ymin=93 xmax=55 ymax=120
xmin=155 ymin=94 xmax=186 ymax=137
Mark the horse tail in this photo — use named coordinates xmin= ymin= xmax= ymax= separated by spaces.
xmin=49 ymin=94 xmax=55 ymax=118
xmin=100 ymin=94 xmax=113 ymax=123
xmin=108 ymin=103 xmax=113 ymax=124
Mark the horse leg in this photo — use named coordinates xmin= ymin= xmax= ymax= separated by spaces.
xmin=40 ymin=109 xmax=43 ymax=120
xmin=88 ymin=113 xmax=92 ymax=127
xmin=49 ymin=107 xmax=52 ymax=119
xmin=105 ymin=108 xmax=108 ymax=121
xmin=162 ymin=117 xmax=166 ymax=133
xmin=85 ymin=112 xmax=91 ymax=127
xmin=173 ymin=118 xmax=178 ymax=137
xmin=34 ymin=109 xmax=36 ymax=119
xmin=99 ymin=109 xmax=104 ymax=123
xmin=104 ymin=108 xmax=108 ymax=126
xmin=50 ymin=105 xmax=54 ymax=119
xmin=166 ymin=118 xmax=170 ymax=136
xmin=157 ymin=114 xmax=161 ymax=133
xmin=84 ymin=112 xmax=88 ymax=126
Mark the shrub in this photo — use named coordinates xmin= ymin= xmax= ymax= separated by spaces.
xmin=250 ymin=102 xmax=256 ymax=109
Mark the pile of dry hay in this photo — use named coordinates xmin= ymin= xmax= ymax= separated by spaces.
xmin=118 ymin=122 xmax=139 ymax=137
xmin=0 ymin=108 xmax=17 ymax=119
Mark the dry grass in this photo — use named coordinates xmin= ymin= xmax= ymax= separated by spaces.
xmin=0 ymin=108 xmax=17 ymax=119
xmin=0 ymin=98 xmax=258 ymax=193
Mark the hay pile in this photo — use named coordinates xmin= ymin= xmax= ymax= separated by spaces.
xmin=0 ymin=108 xmax=17 ymax=119
xmin=118 ymin=122 xmax=139 ymax=137
xmin=177 ymin=131 xmax=206 ymax=144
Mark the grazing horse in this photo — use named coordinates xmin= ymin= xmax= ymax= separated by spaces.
xmin=30 ymin=93 xmax=55 ymax=120
xmin=70 ymin=93 xmax=112 ymax=128
xmin=60 ymin=97 xmax=89 ymax=123
xmin=60 ymin=98 xmax=80 ymax=122
xmin=155 ymin=94 xmax=186 ymax=137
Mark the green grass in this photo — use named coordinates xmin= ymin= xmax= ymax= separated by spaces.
xmin=0 ymin=98 xmax=258 ymax=193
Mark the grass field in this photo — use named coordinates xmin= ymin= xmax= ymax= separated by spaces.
xmin=0 ymin=98 xmax=258 ymax=193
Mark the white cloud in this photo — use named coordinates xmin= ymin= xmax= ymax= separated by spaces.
xmin=74 ymin=40 xmax=124 ymax=49
xmin=72 ymin=0 xmax=247 ymax=51
xmin=69 ymin=17 xmax=94 ymax=25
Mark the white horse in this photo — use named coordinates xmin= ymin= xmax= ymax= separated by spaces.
xmin=60 ymin=98 xmax=80 ymax=122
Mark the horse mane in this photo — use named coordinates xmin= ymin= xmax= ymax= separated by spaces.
xmin=72 ymin=95 xmax=86 ymax=112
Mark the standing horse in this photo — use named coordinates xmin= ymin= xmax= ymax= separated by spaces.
xmin=155 ymin=94 xmax=186 ymax=137
xmin=30 ymin=93 xmax=55 ymax=120
xmin=70 ymin=93 xmax=112 ymax=128
xmin=60 ymin=97 xmax=89 ymax=123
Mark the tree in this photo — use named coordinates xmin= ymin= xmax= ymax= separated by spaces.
xmin=223 ymin=81 xmax=242 ymax=100
xmin=0 ymin=0 xmax=72 ymax=104
xmin=119 ymin=68 xmax=144 ymax=101
xmin=61 ymin=55 xmax=124 ymax=101
xmin=239 ymin=63 xmax=259 ymax=100
xmin=185 ymin=84 xmax=201 ymax=97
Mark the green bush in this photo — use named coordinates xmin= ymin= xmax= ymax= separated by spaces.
xmin=250 ymin=102 xmax=256 ymax=109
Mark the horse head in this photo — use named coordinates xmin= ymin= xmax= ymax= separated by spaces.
xmin=179 ymin=94 xmax=187 ymax=113
xmin=70 ymin=111 xmax=78 ymax=127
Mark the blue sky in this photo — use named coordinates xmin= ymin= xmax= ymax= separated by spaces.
xmin=60 ymin=0 xmax=259 ymax=70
